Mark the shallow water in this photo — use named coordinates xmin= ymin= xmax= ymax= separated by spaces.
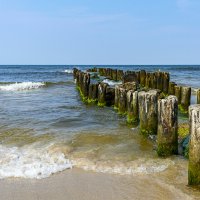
xmin=0 ymin=65 xmax=199 ymax=197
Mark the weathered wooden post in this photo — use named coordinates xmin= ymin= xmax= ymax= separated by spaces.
xmin=150 ymin=72 xmax=157 ymax=89
xmin=188 ymin=104 xmax=200 ymax=185
xmin=107 ymin=68 xmax=112 ymax=79
xmin=78 ymin=72 xmax=84 ymax=92
xmin=74 ymin=70 xmax=80 ymax=85
xmin=114 ymin=84 xmax=121 ymax=109
xmin=105 ymin=87 xmax=115 ymax=106
xmin=174 ymin=86 xmax=181 ymax=104
xmin=163 ymin=72 xmax=170 ymax=94
xmin=76 ymin=71 xmax=81 ymax=87
xmin=136 ymin=71 xmax=140 ymax=84
xmin=180 ymin=86 xmax=191 ymax=112
xmin=156 ymin=71 xmax=163 ymax=91
xmin=123 ymin=82 xmax=138 ymax=91
xmin=122 ymin=73 xmax=138 ymax=84
xmin=118 ymin=87 xmax=127 ymax=114
xmin=88 ymin=83 xmax=98 ymax=103
xmin=82 ymin=73 xmax=90 ymax=98
xmin=168 ymin=82 xmax=177 ymax=95
xmin=127 ymin=90 xmax=139 ymax=124
xmin=102 ymin=68 xmax=107 ymax=76
xmin=140 ymin=70 xmax=146 ymax=87
xmin=111 ymin=69 xmax=118 ymax=81
xmin=197 ymin=89 xmax=200 ymax=104
xmin=157 ymin=96 xmax=178 ymax=156
xmin=98 ymin=82 xmax=108 ymax=106
xmin=145 ymin=72 xmax=151 ymax=88
xmin=73 ymin=68 xmax=79 ymax=79
xmin=117 ymin=70 xmax=124 ymax=81
xmin=138 ymin=90 xmax=158 ymax=136
xmin=98 ymin=68 xmax=104 ymax=76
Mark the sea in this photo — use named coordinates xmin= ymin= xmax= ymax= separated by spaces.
xmin=0 ymin=65 xmax=199 ymax=180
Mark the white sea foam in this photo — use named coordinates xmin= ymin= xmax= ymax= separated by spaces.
xmin=72 ymin=158 xmax=174 ymax=175
xmin=0 ymin=82 xmax=45 ymax=91
xmin=64 ymin=69 xmax=73 ymax=74
xmin=0 ymin=145 xmax=72 ymax=179
xmin=102 ymin=79 xmax=122 ymax=86
xmin=0 ymin=142 xmax=174 ymax=179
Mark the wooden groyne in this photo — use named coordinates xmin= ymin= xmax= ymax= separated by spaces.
xmin=73 ymin=67 xmax=200 ymax=186
xmin=74 ymin=67 xmax=196 ymax=112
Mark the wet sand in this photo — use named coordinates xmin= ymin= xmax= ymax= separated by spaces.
xmin=0 ymin=166 xmax=199 ymax=200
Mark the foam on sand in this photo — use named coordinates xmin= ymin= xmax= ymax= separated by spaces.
xmin=71 ymin=157 xmax=174 ymax=175
xmin=0 ymin=144 xmax=72 ymax=179
xmin=0 ymin=82 xmax=45 ymax=91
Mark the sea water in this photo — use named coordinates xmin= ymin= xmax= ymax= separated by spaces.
xmin=0 ymin=65 xmax=199 ymax=179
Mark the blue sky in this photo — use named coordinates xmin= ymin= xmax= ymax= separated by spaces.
xmin=0 ymin=0 xmax=200 ymax=65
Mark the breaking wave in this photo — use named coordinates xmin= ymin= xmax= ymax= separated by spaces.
xmin=0 ymin=81 xmax=74 ymax=91
xmin=0 ymin=82 xmax=45 ymax=91
xmin=64 ymin=69 xmax=73 ymax=74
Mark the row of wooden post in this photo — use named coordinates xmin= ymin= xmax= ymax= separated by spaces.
xmin=73 ymin=67 xmax=200 ymax=186
xmin=74 ymin=68 xmax=178 ymax=155
xmin=97 ymin=67 xmax=198 ymax=112
xmin=74 ymin=68 xmax=115 ymax=106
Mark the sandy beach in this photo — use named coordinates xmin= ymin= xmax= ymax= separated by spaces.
xmin=0 ymin=166 xmax=199 ymax=200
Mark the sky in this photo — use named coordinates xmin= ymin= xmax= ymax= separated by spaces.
xmin=0 ymin=0 xmax=200 ymax=65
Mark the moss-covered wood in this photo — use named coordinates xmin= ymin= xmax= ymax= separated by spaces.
xmin=157 ymin=96 xmax=178 ymax=157
xmin=174 ymin=85 xmax=181 ymax=104
xmin=117 ymin=70 xmax=124 ymax=81
xmin=180 ymin=86 xmax=191 ymax=112
xmin=168 ymin=82 xmax=177 ymax=95
xmin=138 ymin=90 xmax=158 ymax=136
xmin=118 ymin=87 xmax=127 ymax=114
xmin=140 ymin=70 xmax=146 ymax=87
xmin=98 ymin=83 xmax=108 ymax=106
xmin=188 ymin=105 xmax=200 ymax=185
xmin=88 ymin=83 xmax=98 ymax=103
xmin=122 ymin=72 xmax=138 ymax=84
xmin=163 ymin=72 xmax=170 ymax=94
xmin=197 ymin=89 xmax=200 ymax=104
xmin=105 ymin=87 xmax=115 ymax=106
xmin=82 ymin=73 xmax=90 ymax=98
xmin=155 ymin=71 xmax=163 ymax=91
xmin=126 ymin=90 xmax=139 ymax=124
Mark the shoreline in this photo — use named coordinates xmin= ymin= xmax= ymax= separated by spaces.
xmin=0 ymin=166 xmax=199 ymax=200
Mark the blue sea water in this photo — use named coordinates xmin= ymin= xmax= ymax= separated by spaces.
xmin=0 ymin=65 xmax=199 ymax=179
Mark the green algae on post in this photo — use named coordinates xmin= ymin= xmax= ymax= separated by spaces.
xmin=139 ymin=70 xmax=146 ymax=87
xmin=180 ymin=86 xmax=191 ymax=113
xmin=88 ymin=83 xmax=98 ymax=104
xmin=138 ymin=90 xmax=159 ymax=136
xmin=197 ymin=89 xmax=200 ymax=104
xmin=188 ymin=104 xmax=200 ymax=186
xmin=118 ymin=87 xmax=127 ymax=115
xmin=157 ymin=96 xmax=178 ymax=157
xmin=174 ymin=85 xmax=181 ymax=104
xmin=126 ymin=90 xmax=139 ymax=125
xmin=168 ymin=82 xmax=177 ymax=95
xmin=98 ymin=82 xmax=108 ymax=107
